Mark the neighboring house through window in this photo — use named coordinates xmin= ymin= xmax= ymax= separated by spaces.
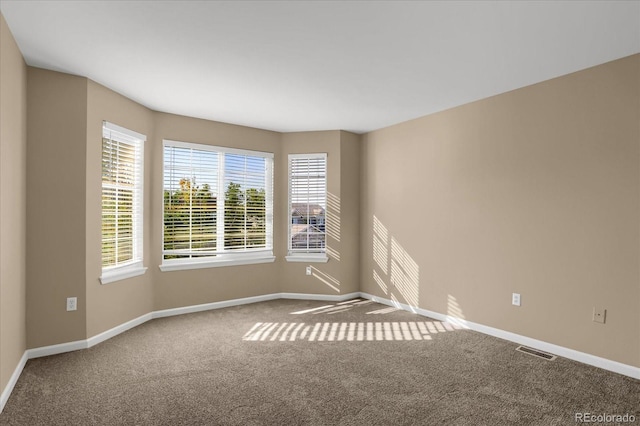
xmin=287 ymin=153 xmax=328 ymax=262
xmin=100 ymin=121 xmax=147 ymax=284
xmin=161 ymin=140 xmax=274 ymax=271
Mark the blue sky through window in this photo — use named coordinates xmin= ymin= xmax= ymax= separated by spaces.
xmin=164 ymin=148 xmax=267 ymax=195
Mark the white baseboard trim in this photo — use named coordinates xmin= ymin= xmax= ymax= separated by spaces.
xmin=151 ymin=292 xmax=362 ymax=320
xmin=17 ymin=292 xmax=358 ymax=374
xmin=0 ymin=291 xmax=325 ymax=413
xmin=87 ymin=313 xmax=153 ymax=348
xmin=26 ymin=339 xmax=88 ymax=359
xmin=4 ymin=290 xmax=637 ymax=414
xmin=280 ymin=291 xmax=361 ymax=302
xmin=15 ymin=292 xmax=361 ymax=363
xmin=152 ymin=294 xmax=281 ymax=319
xmin=359 ymin=292 xmax=640 ymax=380
xmin=23 ymin=314 xmax=155 ymax=362
xmin=0 ymin=351 xmax=27 ymax=414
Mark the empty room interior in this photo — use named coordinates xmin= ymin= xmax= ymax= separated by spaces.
xmin=1 ymin=1 xmax=639 ymax=424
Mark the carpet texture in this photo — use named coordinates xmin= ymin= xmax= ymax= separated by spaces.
xmin=1 ymin=298 xmax=638 ymax=425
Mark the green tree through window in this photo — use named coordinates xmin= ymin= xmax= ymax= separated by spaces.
xmin=163 ymin=178 xmax=217 ymax=259
xmin=224 ymin=183 xmax=266 ymax=249
xmin=162 ymin=141 xmax=273 ymax=263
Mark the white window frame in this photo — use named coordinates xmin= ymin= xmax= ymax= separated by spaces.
xmin=160 ymin=139 xmax=275 ymax=271
xmin=286 ymin=153 xmax=328 ymax=263
xmin=100 ymin=121 xmax=147 ymax=284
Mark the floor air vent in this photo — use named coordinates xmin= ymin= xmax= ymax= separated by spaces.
xmin=516 ymin=345 xmax=557 ymax=361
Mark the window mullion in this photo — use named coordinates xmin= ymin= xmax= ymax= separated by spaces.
xmin=114 ymin=136 xmax=120 ymax=264
xmin=188 ymin=149 xmax=193 ymax=257
xmin=266 ymin=157 xmax=273 ymax=250
xmin=217 ymin=152 xmax=225 ymax=252
xmin=243 ymin=156 xmax=248 ymax=250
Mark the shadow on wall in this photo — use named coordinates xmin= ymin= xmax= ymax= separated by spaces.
xmin=372 ymin=215 xmax=420 ymax=308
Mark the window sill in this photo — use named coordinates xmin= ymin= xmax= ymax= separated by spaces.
xmin=100 ymin=265 xmax=147 ymax=285
xmin=286 ymin=254 xmax=329 ymax=263
xmin=159 ymin=255 xmax=276 ymax=272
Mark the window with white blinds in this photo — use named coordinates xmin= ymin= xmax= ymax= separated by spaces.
xmin=101 ymin=122 xmax=146 ymax=284
xmin=162 ymin=140 xmax=274 ymax=270
xmin=288 ymin=154 xmax=327 ymax=259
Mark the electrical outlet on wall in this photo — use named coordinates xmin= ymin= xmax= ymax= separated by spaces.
xmin=66 ymin=297 xmax=77 ymax=311
xmin=306 ymin=266 xmax=312 ymax=276
xmin=593 ymin=307 xmax=606 ymax=324
xmin=512 ymin=293 xmax=521 ymax=306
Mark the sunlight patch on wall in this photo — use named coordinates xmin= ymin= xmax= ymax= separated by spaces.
xmin=390 ymin=293 xmax=417 ymax=313
xmin=242 ymin=320 xmax=461 ymax=342
xmin=373 ymin=215 xmax=389 ymax=275
xmin=326 ymin=245 xmax=340 ymax=262
xmin=326 ymin=192 xmax=341 ymax=243
xmin=447 ymin=294 xmax=466 ymax=320
xmin=372 ymin=215 xmax=420 ymax=306
xmin=311 ymin=266 xmax=340 ymax=293
xmin=390 ymin=237 xmax=419 ymax=307
xmin=373 ymin=270 xmax=388 ymax=294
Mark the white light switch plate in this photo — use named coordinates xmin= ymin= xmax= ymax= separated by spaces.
xmin=512 ymin=293 xmax=521 ymax=306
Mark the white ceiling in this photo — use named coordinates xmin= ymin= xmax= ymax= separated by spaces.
xmin=1 ymin=1 xmax=639 ymax=134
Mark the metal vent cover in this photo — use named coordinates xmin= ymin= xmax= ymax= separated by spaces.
xmin=516 ymin=345 xmax=557 ymax=361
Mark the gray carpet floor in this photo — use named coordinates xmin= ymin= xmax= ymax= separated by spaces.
xmin=1 ymin=298 xmax=638 ymax=425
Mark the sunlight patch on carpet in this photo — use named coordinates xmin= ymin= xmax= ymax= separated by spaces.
xmin=242 ymin=320 xmax=462 ymax=342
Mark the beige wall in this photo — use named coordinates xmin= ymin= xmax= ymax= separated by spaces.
xmin=26 ymin=68 xmax=88 ymax=348
xmin=21 ymin=69 xmax=356 ymax=341
xmin=278 ymin=130 xmax=361 ymax=295
xmin=85 ymin=80 xmax=155 ymax=337
xmin=339 ymin=131 xmax=361 ymax=294
xmin=151 ymin=112 xmax=283 ymax=310
xmin=0 ymin=13 xmax=28 ymax=394
xmin=2 ymin=10 xmax=637 ymax=382
xmin=279 ymin=131 xmax=342 ymax=294
xmin=360 ymin=54 xmax=640 ymax=367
